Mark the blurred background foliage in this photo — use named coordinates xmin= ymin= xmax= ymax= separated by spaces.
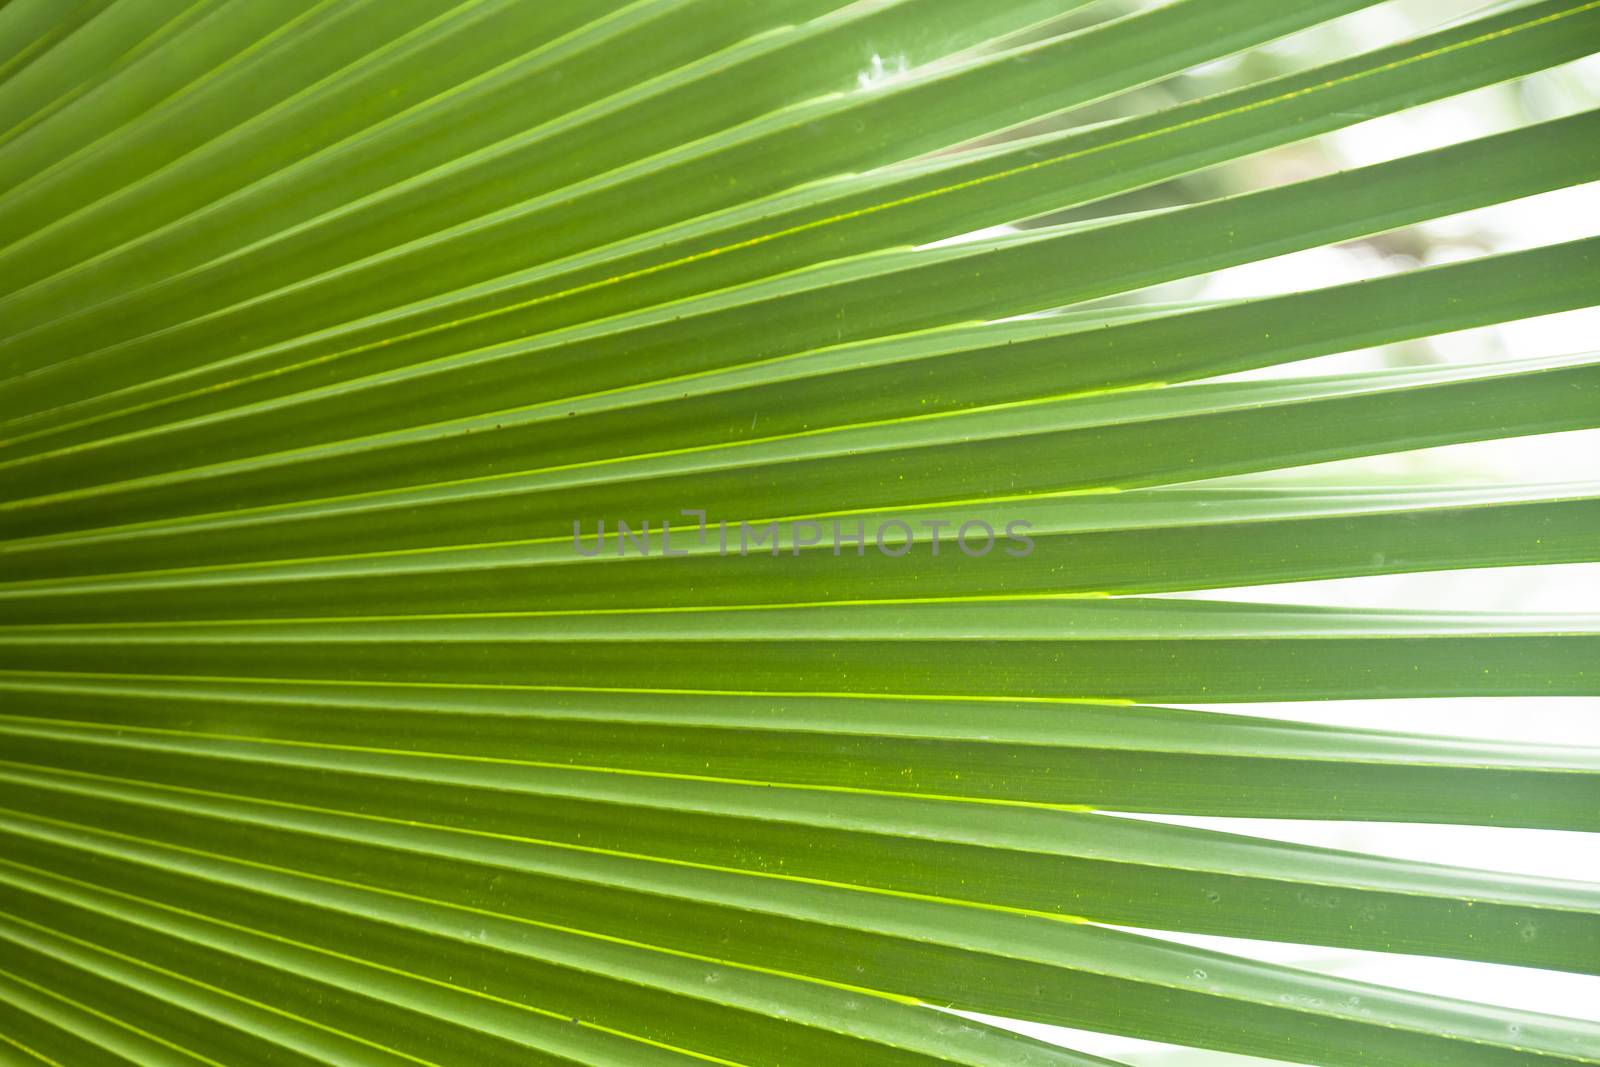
xmin=980 ymin=0 xmax=1600 ymax=370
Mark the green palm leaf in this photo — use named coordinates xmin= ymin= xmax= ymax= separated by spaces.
xmin=0 ymin=1 xmax=1597 ymax=1064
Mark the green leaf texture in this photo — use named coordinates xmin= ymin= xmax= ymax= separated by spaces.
xmin=1 ymin=1 xmax=1598 ymax=1064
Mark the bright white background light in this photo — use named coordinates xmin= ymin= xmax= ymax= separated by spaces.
xmin=942 ymin=1 xmax=1600 ymax=1060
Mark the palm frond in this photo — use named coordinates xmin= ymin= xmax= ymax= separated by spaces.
xmin=1 ymin=2 xmax=1598 ymax=1064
